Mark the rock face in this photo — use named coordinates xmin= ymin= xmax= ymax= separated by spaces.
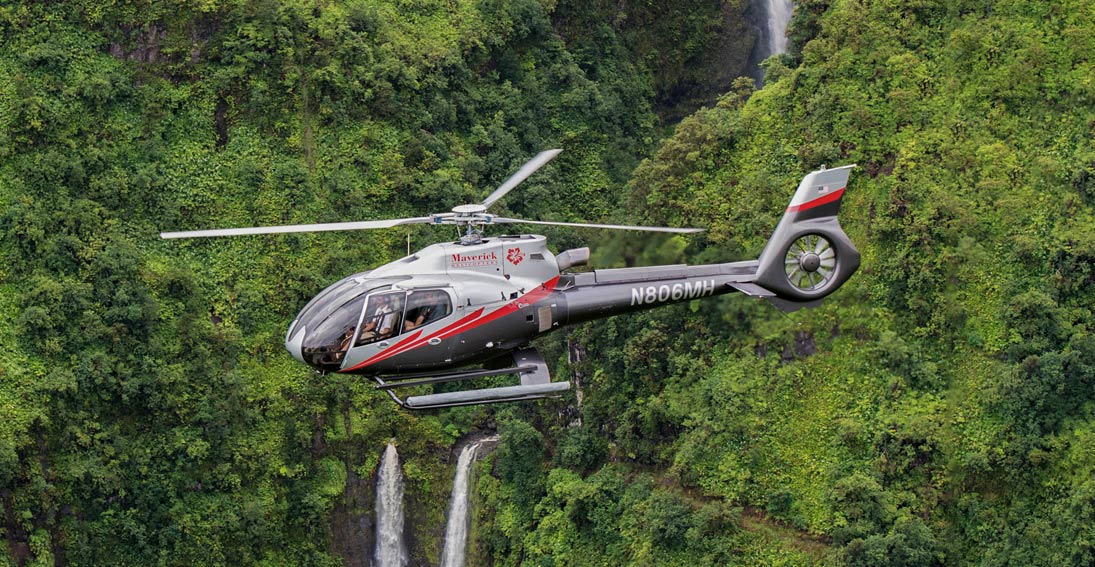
xmin=653 ymin=2 xmax=758 ymax=121
xmin=550 ymin=2 xmax=758 ymax=121
xmin=330 ymin=467 xmax=377 ymax=567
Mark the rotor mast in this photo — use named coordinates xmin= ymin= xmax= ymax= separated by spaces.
xmin=450 ymin=204 xmax=491 ymax=245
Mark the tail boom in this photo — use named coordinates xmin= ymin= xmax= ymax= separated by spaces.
xmin=554 ymin=261 xmax=759 ymax=325
xmin=554 ymin=164 xmax=860 ymax=321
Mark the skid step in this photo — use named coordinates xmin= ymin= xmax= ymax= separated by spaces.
xmin=404 ymin=382 xmax=571 ymax=409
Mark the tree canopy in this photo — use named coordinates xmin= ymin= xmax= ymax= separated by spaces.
xmin=2 ymin=0 xmax=1095 ymax=566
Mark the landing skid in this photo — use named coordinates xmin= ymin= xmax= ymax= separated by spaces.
xmin=373 ymin=348 xmax=571 ymax=409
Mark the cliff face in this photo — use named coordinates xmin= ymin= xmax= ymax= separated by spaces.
xmin=22 ymin=0 xmax=1095 ymax=565
xmin=551 ymin=0 xmax=757 ymax=121
xmin=330 ymin=469 xmax=376 ymax=567
xmin=469 ymin=1 xmax=1095 ymax=565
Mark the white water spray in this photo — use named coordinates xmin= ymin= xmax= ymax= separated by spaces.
xmin=748 ymin=0 xmax=795 ymax=85
xmin=765 ymin=0 xmax=794 ymax=56
xmin=375 ymin=442 xmax=408 ymax=567
xmin=439 ymin=442 xmax=483 ymax=567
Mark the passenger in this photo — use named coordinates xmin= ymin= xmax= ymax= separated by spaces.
xmin=404 ymin=291 xmax=446 ymax=331
xmin=403 ymin=305 xmax=433 ymax=331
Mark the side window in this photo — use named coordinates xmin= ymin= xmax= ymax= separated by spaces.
xmin=355 ymin=292 xmax=406 ymax=346
xmin=402 ymin=290 xmax=452 ymax=332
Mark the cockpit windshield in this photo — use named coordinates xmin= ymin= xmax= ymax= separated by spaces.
xmin=300 ymin=293 xmax=367 ymax=368
xmin=298 ymin=285 xmax=454 ymax=370
xmin=295 ymin=277 xmax=408 ymax=370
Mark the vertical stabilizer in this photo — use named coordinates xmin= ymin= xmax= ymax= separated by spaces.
xmin=753 ymin=165 xmax=860 ymax=303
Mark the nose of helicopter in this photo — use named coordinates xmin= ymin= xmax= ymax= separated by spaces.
xmin=285 ymin=321 xmax=307 ymax=364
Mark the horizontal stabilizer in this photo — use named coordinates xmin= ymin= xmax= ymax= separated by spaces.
xmin=405 ymin=382 xmax=571 ymax=409
xmin=728 ymin=282 xmax=776 ymax=298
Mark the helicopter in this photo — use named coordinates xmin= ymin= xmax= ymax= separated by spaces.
xmin=162 ymin=150 xmax=859 ymax=409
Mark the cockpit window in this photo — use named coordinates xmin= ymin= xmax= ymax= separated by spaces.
xmin=353 ymin=289 xmax=453 ymax=345
xmin=402 ymin=290 xmax=452 ymax=332
xmin=355 ymin=291 xmax=406 ymax=346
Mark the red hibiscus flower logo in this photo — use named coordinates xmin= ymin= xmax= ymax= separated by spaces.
xmin=507 ymin=248 xmax=525 ymax=265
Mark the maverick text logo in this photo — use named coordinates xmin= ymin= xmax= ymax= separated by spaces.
xmin=630 ymin=280 xmax=716 ymax=306
xmin=451 ymin=251 xmax=499 ymax=268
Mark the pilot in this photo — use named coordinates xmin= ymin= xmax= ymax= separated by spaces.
xmin=334 ymin=326 xmax=355 ymax=361
xmin=359 ymin=294 xmax=398 ymax=342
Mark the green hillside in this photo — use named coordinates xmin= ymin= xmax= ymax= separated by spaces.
xmin=2 ymin=0 xmax=1094 ymax=566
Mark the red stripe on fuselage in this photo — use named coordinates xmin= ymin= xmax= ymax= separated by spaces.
xmin=341 ymin=276 xmax=560 ymax=373
xmin=786 ymin=187 xmax=844 ymax=213
xmin=341 ymin=310 xmax=483 ymax=373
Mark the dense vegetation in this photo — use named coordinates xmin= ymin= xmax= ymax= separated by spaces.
xmin=468 ymin=1 xmax=1095 ymax=566
xmin=2 ymin=0 xmax=1094 ymax=566
xmin=0 ymin=0 xmax=750 ymax=564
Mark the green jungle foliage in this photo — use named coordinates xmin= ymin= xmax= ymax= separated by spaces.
xmin=1 ymin=0 xmax=1094 ymax=566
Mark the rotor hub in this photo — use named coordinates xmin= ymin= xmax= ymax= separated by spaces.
xmin=459 ymin=231 xmax=484 ymax=245
xmin=800 ymin=252 xmax=821 ymax=272
xmin=452 ymin=204 xmax=487 ymax=215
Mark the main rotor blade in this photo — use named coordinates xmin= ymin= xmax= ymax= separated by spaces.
xmin=160 ymin=217 xmax=435 ymax=239
xmin=480 ymin=149 xmax=563 ymax=209
xmin=491 ymin=217 xmax=704 ymax=234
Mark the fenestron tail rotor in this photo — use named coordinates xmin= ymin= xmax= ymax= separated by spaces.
xmin=784 ymin=234 xmax=837 ymax=292
xmin=159 ymin=149 xmax=704 ymax=241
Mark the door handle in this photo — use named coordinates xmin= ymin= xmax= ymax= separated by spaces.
xmin=428 ymin=337 xmax=442 ymax=346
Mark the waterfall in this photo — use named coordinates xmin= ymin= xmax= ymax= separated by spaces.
xmin=764 ymin=0 xmax=793 ymax=57
xmin=375 ymin=442 xmax=408 ymax=567
xmin=439 ymin=443 xmax=481 ymax=567
xmin=748 ymin=0 xmax=794 ymax=85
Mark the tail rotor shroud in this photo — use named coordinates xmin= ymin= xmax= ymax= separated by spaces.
xmin=753 ymin=164 xmax=860 ymax=303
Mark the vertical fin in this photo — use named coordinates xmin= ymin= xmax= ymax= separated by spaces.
xmin=752 ymin=165 xmax=861 ymax=303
